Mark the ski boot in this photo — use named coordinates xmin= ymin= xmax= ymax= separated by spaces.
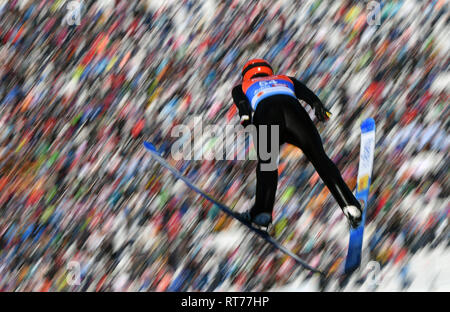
xmin=238 ymin=210 xmax=272 ymax=232
xmin=342 ymin=201 xmax=364 ymax=229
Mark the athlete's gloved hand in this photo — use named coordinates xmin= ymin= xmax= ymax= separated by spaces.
xmin=237 ymin=100 xmax=252 ymax=127
xmin=313 ymin=102 xmax=332 ymax=122
xmin=240 ymin=115 xmax=251 ymax=128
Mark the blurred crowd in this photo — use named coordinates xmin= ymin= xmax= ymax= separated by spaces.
xmin=0 ymin=0 xmax=448 ymax=291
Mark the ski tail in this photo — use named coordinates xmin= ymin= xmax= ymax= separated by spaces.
xmin=143 ymin=141 xmax=161 ymax=155
xmin=344 ymin=118 xmax=376 ymax=274
xmin=143 ymin=141 xmax=323 ymax=275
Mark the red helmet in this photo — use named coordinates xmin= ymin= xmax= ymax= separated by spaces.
xmin=241 ymin=59 xmax=273 ymax=81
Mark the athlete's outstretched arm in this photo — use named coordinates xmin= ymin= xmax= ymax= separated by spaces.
xmin=289 ymin=77 xmax=331 ymax=121
xmin=232 ymin=85 xmax=252 ymax=126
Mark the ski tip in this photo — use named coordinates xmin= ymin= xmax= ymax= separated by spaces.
xmin=143 ymin=141 xmax=161 ymax=155
xmin=361 ymin=117 xmax=375 ymax=132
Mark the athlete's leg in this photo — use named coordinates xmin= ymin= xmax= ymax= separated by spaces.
xmin=250 ymin=100 xmax=283 ymax=219
xmin=281 ymin=98 xmax=361 ymax=210
xmin=253 ymin=160 xmax=278 ymax=217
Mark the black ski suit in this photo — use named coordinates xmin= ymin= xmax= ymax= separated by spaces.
xmin=232 ymin=75 xmax=361 ymax=219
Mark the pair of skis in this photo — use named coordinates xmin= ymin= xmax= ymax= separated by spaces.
xmin=143 ymin=141 xmax=322 ymax=274
xmin=143 ymin=118 xmax=375 ymax=276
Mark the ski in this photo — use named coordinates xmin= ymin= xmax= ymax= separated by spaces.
xmin=344 ymin=118 xmax=376 ymax=274
xmin=143 ymin=141 xmax=323 ymax=275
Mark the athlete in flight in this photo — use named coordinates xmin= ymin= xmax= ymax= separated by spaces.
xmin=232 ymin=59 xmax=363 ymax=229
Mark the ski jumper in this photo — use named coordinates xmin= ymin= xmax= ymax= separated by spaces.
xmin=232 ymin=75 xmax=361 ymax=218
